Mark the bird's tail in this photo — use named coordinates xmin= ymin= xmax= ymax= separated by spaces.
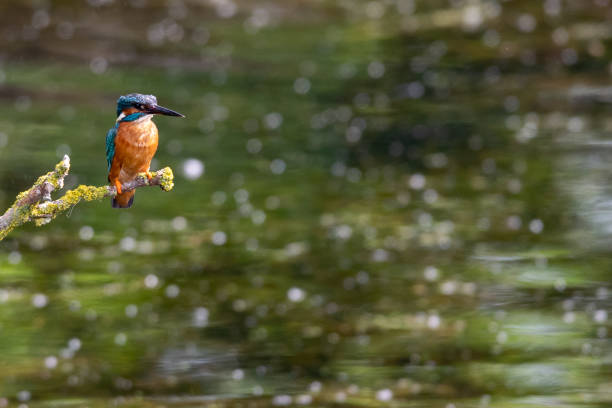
xmin=112 ymin=191 xmax=135 ymax=209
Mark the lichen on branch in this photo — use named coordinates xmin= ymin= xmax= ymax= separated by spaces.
xmin=0 ymin=155 xmax=174 ymax=241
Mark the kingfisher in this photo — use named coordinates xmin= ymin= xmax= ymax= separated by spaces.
xmin=106 ymin=93 xmax=184 ymax=208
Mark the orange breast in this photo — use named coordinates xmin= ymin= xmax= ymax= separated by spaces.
xmin=114 ymin=118 xmax=159 ymax=182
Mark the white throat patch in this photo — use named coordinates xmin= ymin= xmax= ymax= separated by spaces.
xmin=116 ymin=113 xmax=154 ymax=123
xmin=133 ymin=114 xmax=153 ymax=123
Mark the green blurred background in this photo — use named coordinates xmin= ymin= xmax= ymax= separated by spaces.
xmin=0 ymin=0 xmax=612 ymax=407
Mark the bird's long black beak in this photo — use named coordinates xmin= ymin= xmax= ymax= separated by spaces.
xmin=147 ymin=104 xmax=185 ymax=117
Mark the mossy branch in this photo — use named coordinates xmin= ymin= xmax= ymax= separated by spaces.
xmin=0 ymin=155 xmax=174 ymax=241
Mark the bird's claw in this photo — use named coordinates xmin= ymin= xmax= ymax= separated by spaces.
xmin=139 ymin=171 xmax=154 ymax=181
xmin=113 ymin=179 xmax=122 ymax=195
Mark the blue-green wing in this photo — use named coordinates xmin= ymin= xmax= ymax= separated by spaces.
xmin=105 ymin=125 xmax=118 ymax=172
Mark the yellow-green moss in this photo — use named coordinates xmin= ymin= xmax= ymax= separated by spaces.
xmin=30 ymin=185 xmax=109 ymax=223
xmin=13 ymin=156 xmax=69 ymax=205
xmin=136 ymin=168 xmax=173 ymax=191
xmin=0 ymin=206 xmax=30 ymax=240
xmin=160 ymin=167 xmax=174 ymax=191
xmin=63 ymin=185 xmax=108 ymax=204
xmin=1 ymin=156 xmax=175 ymax=240
xmin=0 ymin=156 xmax=71 ymax=238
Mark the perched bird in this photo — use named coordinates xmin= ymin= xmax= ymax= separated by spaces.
xmin=106 ymin=93 xmax=184 ymax=208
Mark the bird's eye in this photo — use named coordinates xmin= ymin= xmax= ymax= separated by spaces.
xmin=138 ymin=104 xmax=145 ymax=110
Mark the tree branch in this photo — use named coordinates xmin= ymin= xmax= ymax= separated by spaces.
xmin=0 ymin=155 xmax=174 ymax=241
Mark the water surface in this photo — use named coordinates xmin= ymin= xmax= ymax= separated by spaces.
xmin=0 ymin=1 xmax=611 ymax=407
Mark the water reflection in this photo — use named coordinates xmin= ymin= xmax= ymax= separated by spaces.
xmin=0 ymin=0 xmax=611 ymax=407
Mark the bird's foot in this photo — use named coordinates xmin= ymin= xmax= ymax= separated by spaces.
xmin=113 ymin=179 xmax=122 ymax=195
xmin=139 ymin=171 xmax=155 ymax=182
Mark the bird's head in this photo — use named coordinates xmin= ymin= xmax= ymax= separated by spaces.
xmin=116 ymin=93 xmax=184 ymax=121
